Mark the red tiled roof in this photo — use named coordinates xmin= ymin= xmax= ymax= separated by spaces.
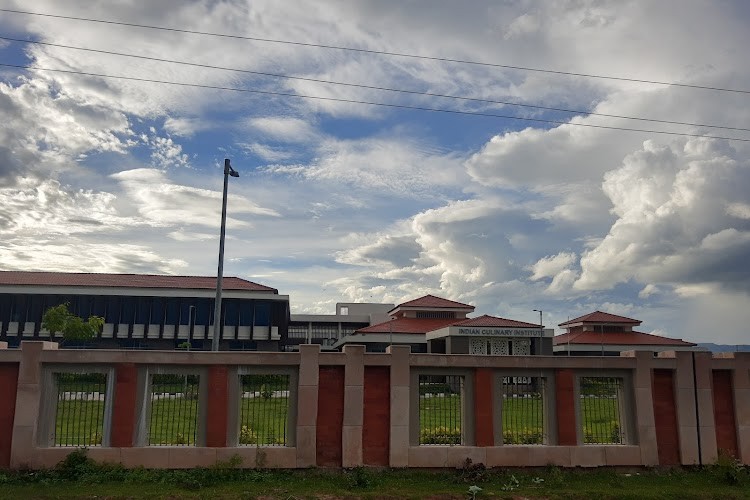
xmin=553 ymin=330 xmax=695 ymax=346
xmin=392 ymin=294 xmax=475 ymax=311
xmin=559 ymin=310 xmax=641 ymax=327
xmin=0 ymin=271 xmax=277 ymax=293
xmin=453 ymin=314 xmax=541 ymax=329
xmin=356 ymin=317 xmax=459 ymax=335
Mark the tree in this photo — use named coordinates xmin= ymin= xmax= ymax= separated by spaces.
xmin=41 ymin=303 xmax=104 ymax=342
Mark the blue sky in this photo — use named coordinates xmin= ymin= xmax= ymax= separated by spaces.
xmin=1 ymin=0 xmax=749 ymax=343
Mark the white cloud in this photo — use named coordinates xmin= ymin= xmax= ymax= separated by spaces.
xmin=529 ymin=252 xmax=577 ymax=281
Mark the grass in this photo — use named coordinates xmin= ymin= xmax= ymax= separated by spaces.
xmin=0 ymin=450 xmax=749 ymax=499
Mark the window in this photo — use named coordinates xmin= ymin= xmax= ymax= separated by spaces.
xmin=339 ymin=306 xmax=349 ymax=315
xmin=288 ymin=324 xmax=308 ymax=339
xmin=254 ymin=303 xmax=271 ymax=326
xmin=416 ymin=311 xmax=455 ymax=319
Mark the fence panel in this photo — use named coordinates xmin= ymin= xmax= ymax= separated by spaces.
xmin=147 ymin=373 xmax=200 ymax=446
xmin=52 ymin=372 xmax=109 ymax=447
xmin=501 ymin=376 xmax=546 ymax=445
xmin=238 ymin=374 xmax=291 ymax=446
xmin=579 ymin=376 xmax=625 ymax=444
xmin=418 ymin=375 xmax=463 ymax=445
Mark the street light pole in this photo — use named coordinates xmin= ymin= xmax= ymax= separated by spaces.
xmin=212 ymin=159 xmax=239 ymax=352
xmin=532 ymin=309 xmax=542 ymax=354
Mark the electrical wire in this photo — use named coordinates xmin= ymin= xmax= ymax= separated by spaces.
xmin=1 ymin=7 xmax=749 ymax=95
xmin=2 ymin=62 xmax=749 ymax=143
xmin=3 ymin=35 xmax=748 ymax=133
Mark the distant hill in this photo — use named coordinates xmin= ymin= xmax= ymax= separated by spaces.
xmin=697 ymin=343 xmax=750 ymax=353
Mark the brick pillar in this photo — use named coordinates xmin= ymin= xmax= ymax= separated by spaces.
xmin=712 ymin=370 xmax=738 ymax=458
xmin=388 ymin=345 xmax=410 ymax=467
xmin=633 ymin=351 xmax=658 ymax=466
xmin=10 ymin=341 xmax=58 ymax=468
xmin=296 ymin=344 xmax=320 ymax=467
xmin=652 ymin=369 xmax=680 ymax=465
xmin=733 ymin=353 xmax=750 ymax=464
xmin=474 ymin=368 xmax=494 ymax=446
xmin=555 ymin=369 xmax=577 ymax=445
xmin=205 ymin=365 xmax=229 ymax=447
xmin=342 ymin=345 xmax=364 ymax=467
xmin=0 ymin=362 xmax=19 ymax=468
xmin=363 ymin=366 xmax=390 ymax=466
xmin=110 ymin=363 xmax=138 ymax=447
xmin=694 ymin=352 xmax=718 ymax=464
xmin=316 ymin=366 xmax=344 ymax=466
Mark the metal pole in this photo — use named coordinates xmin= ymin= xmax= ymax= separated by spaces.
xmin=188 ymin=305 xmax=195 ymax=351
xmin=212 ymin=159 xmax=237 ymax=351
xmin=533 ymin=309 xmax=542 ymax=354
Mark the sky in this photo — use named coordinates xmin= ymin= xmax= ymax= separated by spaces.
xmin=0 ymin=0 xmax=749 ymax=344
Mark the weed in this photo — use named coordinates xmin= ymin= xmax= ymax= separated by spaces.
xmin=467 ymin=484 xmax=482 ymax=499
xmin=460 ymin=458 xmax=488 ymax=483
xmin=712 ymin=450 xmax=747 ymax=485
xmin=346 ymin=466 xmax=375 ymax=489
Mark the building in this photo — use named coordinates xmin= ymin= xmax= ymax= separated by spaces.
xmin=553 ymin=310 xmax=698 ymax=356
xmin=286 ymin=302 xmax=393 ymax=351
xmin=335 ymin=295 xmax=553 ymax=354
xmin=0 ymin=271 xmax=289 ymax=350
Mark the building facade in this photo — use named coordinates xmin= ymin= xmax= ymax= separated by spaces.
xmin=335 ymin=295 xmax=553 ymax=354
xmin=552 ymin=311 xmax=698 ymax=355
xmin=286 ymin=302 xmax=393 ymax=351
xmin=0 ymin=272 xmax=289 ymax=350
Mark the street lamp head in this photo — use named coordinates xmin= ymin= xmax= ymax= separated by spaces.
xmin=224 ymin=158 xmax=240 ymax=177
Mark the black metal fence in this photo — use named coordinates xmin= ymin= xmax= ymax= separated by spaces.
xmin=579 ymin=376 xmax=625 ymax=444
xmin=418 ymin=375 xmax=463 ymax=445
xmin=147 ymin=373 xmax=200 ymax=446
xmin=238 ymin=374 xmax=291 ymax=446
xmin=52 ymin=372 xmax=108 ymax=447
xmin=501 ymin=376 xmax=546 ymax=445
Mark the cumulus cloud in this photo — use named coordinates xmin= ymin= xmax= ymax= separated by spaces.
xmin=576 ymin=139 xmax=750 ymax=293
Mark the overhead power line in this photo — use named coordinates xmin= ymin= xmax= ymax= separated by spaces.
xmin=1 ymin=7 xmax=749 ymax=96
xmin=2 ymin=62 xmax=749 ymax=143
xmin=3 ymin=35 xmax=748 ymax=134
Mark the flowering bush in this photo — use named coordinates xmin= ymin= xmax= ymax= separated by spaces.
xmin=420 ymin=426 xmax=461 ymax=445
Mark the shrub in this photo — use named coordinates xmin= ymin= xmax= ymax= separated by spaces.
xmin=421 ymin=426 xmax=461 ymax=445
xmin=240 ymin=425 xmax=258 ymax=445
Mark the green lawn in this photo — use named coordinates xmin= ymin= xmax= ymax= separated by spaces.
xmin=1 ymin=458 xmax=748 ymax=499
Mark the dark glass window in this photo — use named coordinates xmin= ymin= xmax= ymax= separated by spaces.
xmin=165 ymin=298 xmax=179 ymax=324
xmin=224 ymin=299 xmax=239 ymax=326
xmin=150 ymin=297 xmax=164 ymax=324
xmin=27 ymin=295 xmax=44 ymax=323
xmin=120 ymin=297 xmax=136 ymax=324
xmin=105 ymin=297 xmax=120 ymax=323
xmin=239 ymin=301 xmax=254 ymax=326
xmin=195 ymin=299 xmax=212 ymax=325
xmin=179 ymin=301 xmax=192 ymax=325
xmin=135 ymin=297 xmax=150 ymax=324
xmin=91 ymin=297 xmax=107 ymax=318
xmin=11 ymin=295 xmax=26 ymax=322
xmin=254 ymin=303 xmax=270 ymax=326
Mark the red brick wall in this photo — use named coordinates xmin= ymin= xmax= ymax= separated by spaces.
xmin=712 ymin=370 xmax=738 ymax=457
xmin=205 ymin=365 xmax=229 ymax=447
xmin=363 ymin=366 xmax=390 ymax=465
xmin=110 ymin=363 xmax=138 ymax=447
xmin=317 ymin=366 xmax=344 ymax=466
xmin=0 ymin=363 xmax=19 ymax=468
xmin=555 ymin=369 xmax=577 ymax=445
xmin=652 ymin=369 xmax=680 ymax=465
xmin=474 ymin=368 xmax=494 ymax=446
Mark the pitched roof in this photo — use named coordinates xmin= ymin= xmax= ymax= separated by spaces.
xmin=559 ymin=310 xmax=641 ymax=327
xmin=392 ymin=294 xmax=475 ymax=310
xmin=356 ymin=317 xmax=459 ymax=335
xmin=553 ymin=330 xmax=695 ymax=346
xmin=0 ymin=271 xmax=277 ymax=293
xmin=453 ymin=314 xmax=541 ymax=329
